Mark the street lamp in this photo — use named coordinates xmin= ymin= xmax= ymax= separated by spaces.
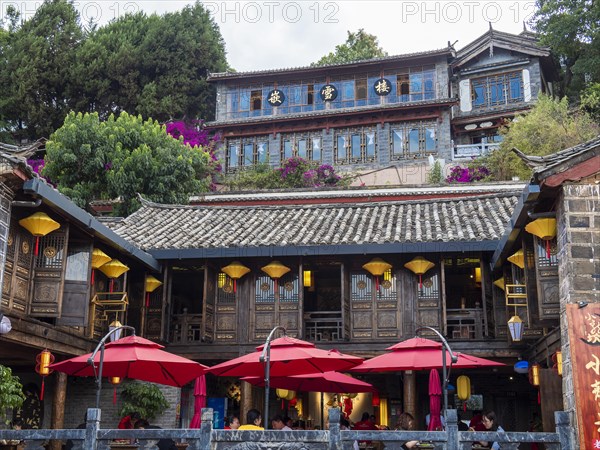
xmin=415 ymin=326 xmax=458 ymax=415
xmin=88 ymin=323 xmax=136 ymax=409
xmin=259 ymin=325 xmax=286 ymax=426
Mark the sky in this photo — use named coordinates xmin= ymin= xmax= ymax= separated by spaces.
xmin=10 ymin=1 xmax=539 ymax=71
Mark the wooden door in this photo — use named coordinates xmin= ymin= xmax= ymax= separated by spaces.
xmin=30 ymin=226 xmax=68 ymax=317
xmin=56 ymin=241 xmax=92 ymax=326
xmin=350 ymin=269 xmax=400 ymax=339
xmin=214 ymin=269 xmax=237 ymax=342
xmin=2 ymin=223 xmax=34 ymax=314
xmin=202 ymin=265 xmax=216 ymax=343
xmin=414 ymin=270 xmax=442 ymax=331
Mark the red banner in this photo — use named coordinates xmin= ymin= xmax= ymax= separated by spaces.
xmin=566 ymin=303 xmax=600 ymax=449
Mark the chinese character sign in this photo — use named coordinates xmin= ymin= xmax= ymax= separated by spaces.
xmin=566 ymin=303 xmax=600 ymax=449
xmin=373 ymin=78 xmax=391 ymax=96
xmin=267 ymin=89 xmax=285 ymax=106
xmin=319 ymin=84 xmax=338 ymax=102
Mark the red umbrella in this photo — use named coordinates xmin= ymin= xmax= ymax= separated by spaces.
xmin=207 ymin=335 xmax=363 ymax=378
xmin=189 ymin=375 xmax=206 ymax=429
xmin=50 ymin=335 xmax=208 ymax=387
xmin=350 ymin=337 xmax=504 ymax=373
xmin=427 ymin=369 xmax=443 ymax=431
xmin=241 ymin=371 xmax=376 ymax=393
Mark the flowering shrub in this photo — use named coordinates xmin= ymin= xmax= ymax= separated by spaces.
xmin=165 ymin=120 xmax=223 ymax=173
xmin=446 ymin=164 xmax=490 ymax=183
xmin=278 ymin=157 xmax=342 ymax=188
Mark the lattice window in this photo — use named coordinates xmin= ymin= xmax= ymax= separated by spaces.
xmin=418 ymin=273 xmax=439 ymax=299
xmin=334 ymin=127 xmax=377 ymax=164
xmin=377 ymin=268 xmax=397 ymax=301
xmin=351 ymin=272 xmax=372 ymax=302
xmin=255 ymin=275 xmax=275 ymax=303
xmin=217 ymin=273 xmax=235 ymax=304
xmin=534 ymin=236 xmax=558 ymax=268
xmin=279 ymin=132 xmax=322 ymax=162
xmin=390 ymin=121 xmax=437 ymax=160
xmin=34 ymin=233 xmax=64 ymax=269
xmin=225 ymin=138 xmax=269 ymax=172
xmin=279 ymin=273 xmax=299 ymax=303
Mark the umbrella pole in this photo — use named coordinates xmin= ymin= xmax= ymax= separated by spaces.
xmin=321 ymin=392 xmax=324 ymax=430
xmin=259 ymin=326 xmax=286 ymax=428
xmin=415 ymin=326 xmax=458 ymax=417
xmin=95 ymin=344 xmax=104 ymax=409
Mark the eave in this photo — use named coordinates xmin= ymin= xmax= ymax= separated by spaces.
xmin=22 ymin=178 xmax=161 ymax=272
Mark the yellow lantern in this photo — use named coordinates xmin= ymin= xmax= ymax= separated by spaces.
xmin=507 ymin=249 xmax=525 ymax=269
xmin=109 ymin=376 xmax=121 ymax=405
xmin=145 ymin=275 xmax=163 ymax=307
xmin=303 ymin=270 xmax=312 ymax=288
xmin=457 ymin=375 xmax=471 ymax=401
xmin=99 ymin=259 xmax=130 ymax=292
xmin=363 ymin=258 xmax=392 ymax=291
xmin=276 ymin=389 xmax=289 ymax=399
xmin=525 ymin=218 xmax=557 ymax=259
xmin=261 ymin=261 xmax=290 ymax=290
xmin=553 ymin=351 xmax=563 ymax=376
xmin=493 ymin=278 xmax=505 ymax=291
xmin=529 ymin=363 xmax=541 ymax=386
xmin=285 ymin=390 xmax=295 ymax=401
xmin=404 ymin=256 xmax=435 ymax=289
xmin=91 ymin=248 xmax=112 ymax=285
xmin=221 ymin=261 xmax=251 ymax=293
xmin=19 ymin=212 xmax=60 ymax=256
xmin=35 ymin=349 xmax=54 ymax=400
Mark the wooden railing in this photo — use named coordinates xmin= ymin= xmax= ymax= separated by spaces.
xmin=446 ymin=308 xmax=485 ymax=340
xmin=0 ymin=408 xmax=575 ymax=449
xmin=304 ymin=311 xmax=343 ymax=342
xmin=169 ymin=313 xmax=203 ymax=344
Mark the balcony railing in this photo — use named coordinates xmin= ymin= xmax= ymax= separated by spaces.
xmin=170 ymin=313 xmax=202 ymax=344
xmin=304 ymin=311 xmax=343 ymax=342
xmin=453 ymin=143 xmax=500 ymax=160
xmin=447 ymin=308 xmax=485 ymax=340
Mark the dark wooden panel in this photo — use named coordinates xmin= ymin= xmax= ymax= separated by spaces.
xmin=539 ymin=368 xmax=562 ymax=432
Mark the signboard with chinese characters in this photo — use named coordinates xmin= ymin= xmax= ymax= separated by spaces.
xmin=320 ymin=84 xmax=338 ymax=102
xmin=373 ymin=78 xmax=391 ymax=96
xmin=566 ymin=303 xmax=600 ymax=449
xmin=267 ymin=89 xmax=285 ymax=106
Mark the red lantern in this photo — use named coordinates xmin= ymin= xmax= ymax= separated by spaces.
xmin=35 ymin=349 xmax=54 ymax=400
xmin=372 ymin=392 xmax=380 ymax=407
xmin=109 ymin=376 xmax=121 ymax=405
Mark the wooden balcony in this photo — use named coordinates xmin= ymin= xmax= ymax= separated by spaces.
xmin=303 ymin=311 xmax=343 ymax=342
xmin=170 ymin=313 xmax=203 ymax=344
xmin=446 ymin=308 xmax=485 ymax=340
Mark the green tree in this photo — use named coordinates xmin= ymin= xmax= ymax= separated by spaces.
xmin=0 ymin=0 xmax=83 ymax=140
xmin=480 ymin=95 xmax=599 ymax=180
xmin=581 ymin=82 xmax=600 ymax=122
xmin=42 ymin=111 xmax=217 ymax=215
xmin=75 ymin=2 xmax=228 ymax=122
xmin=119 ymin=381 xmax=169 ymax=420
xmin=313 ymin=29 xmax=387 ymax=66
xmin=0 ymin=365 xmax=25 ymax=423
xmin=532 ymin=0 xmax=600 ymax=98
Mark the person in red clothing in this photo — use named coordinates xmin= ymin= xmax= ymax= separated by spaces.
xmin=469 ymin=411 xmax=486 ymax=432
xmin=118 ymin=411 xmax=141 ymax=429
xmin=353 ymin=411 xmax=378 ymax=446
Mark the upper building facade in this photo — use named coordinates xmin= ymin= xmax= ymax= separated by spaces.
xmin=206 ymin=28 xmax=557 ymax=185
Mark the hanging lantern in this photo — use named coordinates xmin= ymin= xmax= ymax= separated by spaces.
xmin=91 ymin=248 xmax=111 ymax=285
xmin=221 ymin=261 xmax=251 ymax=293
xmin=493 ymin=278 xmax=505 ymax=291
xmin=109 ymin=376 xmax=121 ymax=405
xmin=145 ymin=275 xmax=163 ymax=307
xmin=362 ymin=258 xmax=392 ymax=291
xmin=0 ymin=314 xmax=11 ymax=334
xmin=457 ymin=375 xmax=471 ymax=402
xmin=529 ymin=363 xmax=541 ymax=386
xmin=261 ymin=261 xmax=290 ymax=291
xmin=303 ymin=270 xmax=312 ymax=288
xmin=371 ymin=392 xmax=380 ymax=407
xmin=109 ymin=319 xmax=123 ymax=341
xmin=507 ymin=249 xmax=525 ymax=269
xmin=285 ymin=390 xmax=296 ymax=401
xmin=552 ymin=351 xmax=563 ymax=376
xmin=35 ymin=349 xmax=54 ymax=400
xmin=508 ymin=315 xmax=524 ymax=342
xmin=474 ymin=267 xmax=481 ymax=283
xmin=19 ymin=212 xmax=60 ymax=256
xmin=404 ymin=256 xmax=435 ymax=289
xmin=99 ymin=259 xmax=130 ymax=292
xmin=525 ymin=218 xmax=557 ymax=259
xmin=276 ymin=388 xmax=289 ymax=399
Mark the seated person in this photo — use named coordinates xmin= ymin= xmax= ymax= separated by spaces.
xmin=238 ymin=409 xmax=264 ymax=430
xmin=396 ymin=413 xmax=419 ymax=449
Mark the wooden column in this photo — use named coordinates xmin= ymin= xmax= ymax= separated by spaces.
xmin=49 ymin=371 xmax=67 ymax=450
xmin=240 ymin=380 xmax=253 ymax=425
xmin=403 ymin=370 xmax=416 ymax=418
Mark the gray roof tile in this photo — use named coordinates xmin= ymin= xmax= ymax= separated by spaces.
xmin=108 ymin=191 xmax=520 ymax=252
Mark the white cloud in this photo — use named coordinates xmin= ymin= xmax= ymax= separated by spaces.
xmin=7 ymin=0 xmax=538 ymax=71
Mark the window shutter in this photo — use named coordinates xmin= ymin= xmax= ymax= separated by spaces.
xmin=459 ymin=79 xmax=472 ymax=112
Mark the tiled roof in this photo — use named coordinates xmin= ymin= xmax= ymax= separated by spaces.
xmin=208 ymin=48 xmax=452 ymax=80
xmin=108 ymin=191 xmax=520 ymax=252
xmin=513 ymin=135 xmax=600 ymax=171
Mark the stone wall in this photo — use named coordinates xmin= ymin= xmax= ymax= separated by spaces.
xmin=558 ymin=183 xmax=600 ymax=449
